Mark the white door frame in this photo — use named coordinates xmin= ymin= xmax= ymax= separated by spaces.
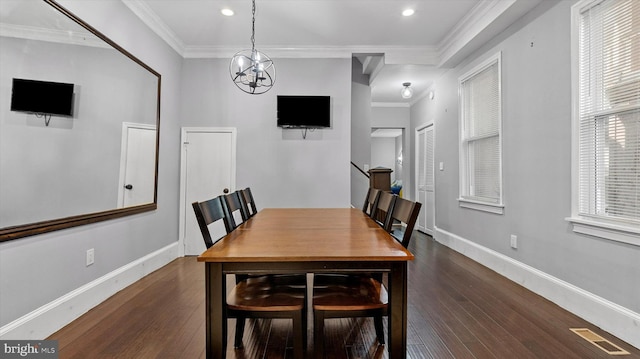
xmin=178 ymin=127 xmax=237 ymax=257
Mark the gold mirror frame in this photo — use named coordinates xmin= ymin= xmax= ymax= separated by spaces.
xmin=0 ymin=0 xmax=161 ymax=242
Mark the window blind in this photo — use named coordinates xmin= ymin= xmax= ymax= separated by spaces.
xmin=578 ymin=0 xmax=640 ymax=224
xmin=460 ymin=59 xmax=501 ymax=203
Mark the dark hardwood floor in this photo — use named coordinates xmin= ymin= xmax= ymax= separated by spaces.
xmin=49 ymin=232 xmax=640 ymax=358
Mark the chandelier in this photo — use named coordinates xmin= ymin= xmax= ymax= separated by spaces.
xmin=229 ymin=0 xmax=275 ymax=94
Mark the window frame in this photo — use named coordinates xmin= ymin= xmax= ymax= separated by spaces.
xmin=567 ymin=0 xmax=640 ymax=246
xmin=458 ymin=52 xmax=504 ymax=215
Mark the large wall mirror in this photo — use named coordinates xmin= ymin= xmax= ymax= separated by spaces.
xmin=0 ymin=0 xmax=161 ymax=241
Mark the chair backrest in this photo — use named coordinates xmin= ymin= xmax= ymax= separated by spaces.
xmin=241 ymin=187 xmax=258 ymax=218
xmin=371 ymin=191 xmax=397 ymax=230
xmin=192 ymin=196 xmax=232 ymax=248
xmin=388 ymin=198 xmax=422 ymax=248
xmin=223 ymin=191 xmax=248 ymax=229
xmin=362 ymin=188 xmax=381 ymax=217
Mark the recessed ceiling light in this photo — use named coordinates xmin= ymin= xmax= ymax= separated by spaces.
xmin=221 ymin=8 xmax=234 ymax=16
xmin=402 ymin=9 xmax=415 ymax=17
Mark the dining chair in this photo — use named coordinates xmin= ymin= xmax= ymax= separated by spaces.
xmin=223 ymin=190 xmax=250 ymax=226
xmin=312 ymin=276 xmax=388 ymax=358
xmin=192 ymin=196 xmax=232 ymax=248
xmin=312 ymin=198 xmax=422 ymax=357
xmin=192 ymin=196 xmax=307 ymax=357
xmin=370 ymin=190 xmax=397 ymax=229
xmin=387 ymin=197 xmax=422 ymax=248
xmin=240 ymin=187 xmax=258 ymax=218
xmin=361 ymin=187 xmax=381 ymax=217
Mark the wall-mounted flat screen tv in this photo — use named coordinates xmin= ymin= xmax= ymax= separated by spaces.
xmin=277 ymin=95 xmax=330 ymax=128
xmin=10 ymin=78 xmax=74 ymax=117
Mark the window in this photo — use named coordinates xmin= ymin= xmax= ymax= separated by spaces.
xmin=458 ymin=53 xmax=503 ymax=214
xmin=570 ymin=0 xmax=640 ymax=245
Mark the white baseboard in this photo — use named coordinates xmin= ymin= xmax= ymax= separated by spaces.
xmin=0 ymin=242 xmax=179 ymax=340
xmin=434 ymin=227 xmax=640 ymax=350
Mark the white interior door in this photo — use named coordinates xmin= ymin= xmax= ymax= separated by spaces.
xmin=118 ymin=123 xmax=156 ymax=208
xmin=416 ymin=125 xmax=435 ymax=235
xmin=179 ymin=127 xmax=236 ymax=256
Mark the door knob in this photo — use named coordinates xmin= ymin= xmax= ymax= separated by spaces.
xmin=124 ymin=184 xmax=133 ymax=190
xmin=223 ymin=188 xmax=229 ymax=194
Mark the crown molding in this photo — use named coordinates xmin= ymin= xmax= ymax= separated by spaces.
xmin=121 ymin=0 xmax=185 ymax=56
xmin=380 ymin=46 xmax=439 ymax=65
xmin=183 ymin=46 xmax=354 ymax=59
xmin=0 ymin=23 xmax=108 ymax=49
xmin=438 ymin=0 xmax=515 ymax=67
xmin=182 ymin=45 xmax=441 ymax=62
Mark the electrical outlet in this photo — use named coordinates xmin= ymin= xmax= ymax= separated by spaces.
xmin=510 ymin=235 xmax=518 ymax=249
xmin=86 ymin=248 xmax=95 ymax=266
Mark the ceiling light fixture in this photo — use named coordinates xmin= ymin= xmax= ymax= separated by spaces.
xmin=401 ymin=82 xmax=413 ymax=99
xmin=229 ymin=0 xmax=275 ymax=94
xmin=221 ymin=8 xmax=234 ymax=16
xmin=402 ymin=9 xmax=415 ymax=16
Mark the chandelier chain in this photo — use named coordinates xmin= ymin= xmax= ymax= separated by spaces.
xmin=251 ymin=0 xmax=256 ymax=51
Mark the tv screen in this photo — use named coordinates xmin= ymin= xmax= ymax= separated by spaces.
xmin=277 ymin=95 xmax=330 ymax=128
xmin=11 ymin=78 xmax=74 ymax=117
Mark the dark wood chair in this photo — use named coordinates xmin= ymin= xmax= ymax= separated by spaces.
xmin=312 ymin=197 xmax=422 ymax=357
xmin=240 ymin=187 xmax=258 ymax=218
xmin=191 ymin=196 xmax=233 ymax=248
xmin=388 ymin=197 xmax=422 ymax=248
xmin=223 ymin=190 xmax=249 ymax=225
xmin=312 ymin=275 xmax=387 ymax=358
xmin=371 ymin=190 xmax=397 ymax=229
xmin=192 ymin=196 xmax=307 ymax=357
xmin=361 ymin=187 xmax=381 ymax=217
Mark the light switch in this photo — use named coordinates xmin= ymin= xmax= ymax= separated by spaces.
xmin=439 ymin=162 xmax=444 ymax=171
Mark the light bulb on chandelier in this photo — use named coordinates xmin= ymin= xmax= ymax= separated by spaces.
xmin=229 ymin=0 xmax=275 ymax=94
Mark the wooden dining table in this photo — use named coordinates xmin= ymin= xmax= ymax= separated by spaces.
xmin=197 ymin=208 xmax=414 ymax=358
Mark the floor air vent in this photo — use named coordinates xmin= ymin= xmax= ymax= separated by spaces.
xmin=570 ymin=328 xmax=630 ymax=355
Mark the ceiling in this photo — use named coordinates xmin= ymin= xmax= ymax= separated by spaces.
xmin=1 ymin=0 xmax=543 ymax=104
xmin=123 ymin=0 xmax=543 ymax=104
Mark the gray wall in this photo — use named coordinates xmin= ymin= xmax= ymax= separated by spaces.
xmin=0 ymin=0 xmax=184 ymax=327
xmin=179 ymin=57 xmax=352 ymax=208
xmin=350 ymin=58 xmax=371 ymax=208
xmin=410 ymin=0 xmax=640 ymax=315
